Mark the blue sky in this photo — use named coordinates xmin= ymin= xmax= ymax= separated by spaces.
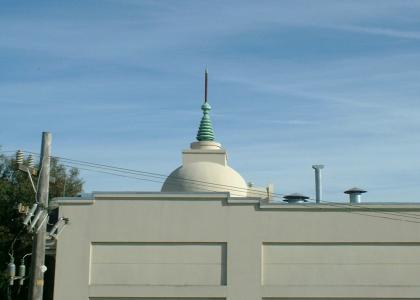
xmin=1 ymin=0 xmax=420 ymax=202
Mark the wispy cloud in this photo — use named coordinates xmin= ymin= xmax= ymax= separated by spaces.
xmin=328 ymin=25 xmax=420 ymax=40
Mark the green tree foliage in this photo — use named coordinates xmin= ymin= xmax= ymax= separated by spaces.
xmin=0 ymin=150 xmax=83 ymax=300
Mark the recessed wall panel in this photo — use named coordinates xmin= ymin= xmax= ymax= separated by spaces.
xmin=262 ymin=243 xmax=420 ymax=287
xmin=91 ymin=243 xmax=226 ymax=286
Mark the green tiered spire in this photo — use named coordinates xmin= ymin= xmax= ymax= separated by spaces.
xmin=196 ymin=102 xmax=215 ymax=141
xmin=196 ymin=69 xmax=215 ymax=141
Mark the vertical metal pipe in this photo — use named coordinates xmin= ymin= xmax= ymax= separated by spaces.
xmin=312 ymin=165 xmax=324 ymax=204
xmin=350 ymin=194 xmax=361 ymax=203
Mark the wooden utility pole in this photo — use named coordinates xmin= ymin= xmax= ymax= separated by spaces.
xmin=28 ymin=132 xmax=52 ymax=300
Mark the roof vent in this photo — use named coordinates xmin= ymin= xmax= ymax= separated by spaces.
xmin=312 ymin=164 xmax=324 ymax=203
xmin=283 ymin=193 xmax=309 ymax=204
xmin=344 ymin=187 xmax=367 ymax=203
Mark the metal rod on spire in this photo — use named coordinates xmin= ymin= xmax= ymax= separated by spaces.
xmin=204 ymin=68 xmax=208 ymax=103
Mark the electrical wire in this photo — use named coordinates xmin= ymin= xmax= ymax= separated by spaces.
xmin=59 ymin=161 xmax=420 ymax=224
xmin=34 ymin=157 xmax=43 ymax=205
xmin=7 ymin=285 xmax=12 ymax=300
xmin=2 ymin=151 xmax=39 ymax=272
xmin=299 ymin=198 xmax=420 ymax=223
xmin=0 ymin=150 xmax=20 ymax=154
xmin=60 ymin=163 xmax=252 ymax=198
xmin=8 ymin=227 xmax=25 ymax=259
xmin=60 ymin=161 xmax=255 ymax=197
xmin=306 ymin=198 xmax=420 ymax=224
xmin=25 ymin=151 xmax=269 ymax=197
xmin=299 ymin=201 xmax=420 ymax=224
xmin=21 ymin=150 xmax=420 ymax=221
xmin=54 ymin=154 xmax=420 ymax=223
xmin=26 ymin=151 xmax=275 ymax=198
xmin=303 ymin=196 xmax=420 ymax=222
xmin=5 ymin=149 xmax=420 ymax=224
xmin=40 ymin=153 xmax=420 ymax=221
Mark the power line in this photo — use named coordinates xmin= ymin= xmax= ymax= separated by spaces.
xmin=0 ymin=150 xmax=412 ymax=200
xmin=305 ymin=198 xmax=420 ymax=224
xmin=25 ymin=151 xmax=272 ymax=198
xmin=0 ymin=150 xmax=20 ymax=154
xmin=54 ymin=153 xmax=420 ymax=223
xmin=60 ymin=163 xmax=251 ymax=198
xmin=303 ymin=196 xmax=420 ymax=222
xmin=59 ymin=160 xmax=420 ymax=225
xmin=4 ymin=149 xmax=420 ymax=224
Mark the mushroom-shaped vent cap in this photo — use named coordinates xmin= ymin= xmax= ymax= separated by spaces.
xmin=344 ymin=187 xmax=367 ymax=194
xmin=283 ymin=193 xmax=310 ymax=203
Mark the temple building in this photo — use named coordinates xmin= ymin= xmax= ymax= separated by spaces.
xmin=52 ymin=73 xmax=420 ymax=300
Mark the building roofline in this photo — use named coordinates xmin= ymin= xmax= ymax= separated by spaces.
xmin=50 ymin=191 xmax=420 ymax=211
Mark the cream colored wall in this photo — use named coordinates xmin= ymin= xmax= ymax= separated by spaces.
xmin=262 ymin=243 xmax=420 ymax=286
xmin=182 ymin=149 xmax=227 ymax=165
xmin=53 ymin=193 xmax=420 ymax=300
xmin=90 ymin=242 xmax=226 ymax=286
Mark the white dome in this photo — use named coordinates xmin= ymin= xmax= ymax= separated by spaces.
xmin=161 ymin=162 xmax=248 ymax=197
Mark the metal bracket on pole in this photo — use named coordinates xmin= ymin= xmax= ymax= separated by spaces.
xmin=17 ymin=164 xmax=37 ymax=193
xmin=18 ymin=164 xmax=38 ymax=176
xmin=48 ymin=217 xmax=69 ymax=240
xmin=27 ymin=169 xmax=37 ymax=194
